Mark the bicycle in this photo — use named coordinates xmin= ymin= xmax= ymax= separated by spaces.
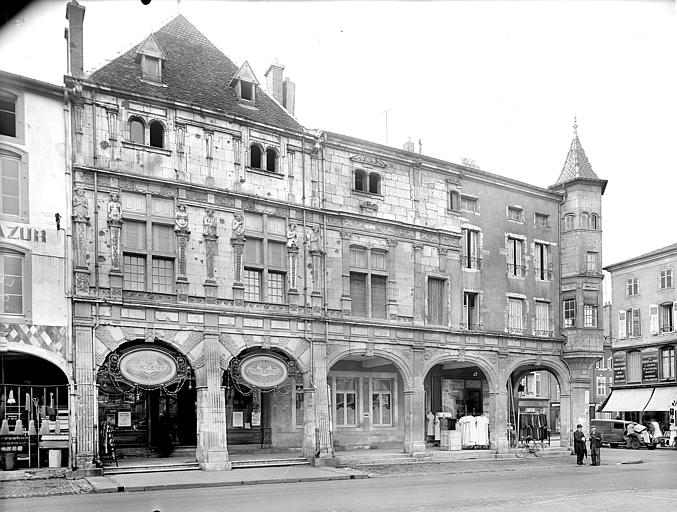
xmin=513 ymin=435 xmax=544 ymax=458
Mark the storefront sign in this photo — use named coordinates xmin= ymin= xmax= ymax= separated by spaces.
xmin=0 ymin=224 xmax=47 ymax=243
xmin=642 ymin=351 xmax=659 ymax=382
xmin=232 ymin=411 xmax=244 ymax=428
xmin=240 ymin=355 xmax=288 ymax=389
xmin=119 ymin=349 xmax=178 ymax=387
xmin=117 ymin=411 xmax=131 ymax=427
xmin=613 ymin=353 xmax=626 ymax=384
xmin=251 ymin=411 xmax=261 ymax=427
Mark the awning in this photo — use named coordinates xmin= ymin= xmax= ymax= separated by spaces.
xmin=644 ymin=386 xmax=677 ymax=411
xmin=599 ymin=388 xmax=653 ymax=412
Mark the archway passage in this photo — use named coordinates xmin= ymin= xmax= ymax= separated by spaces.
xmin=223 ymin=348 xmax=303 ymax=451
xmin=0 ymin=352 xmax=70 ymax=469
xmin=424 ymin=362 xmax=491 ymax=450
xmin=96 ymin=342 xmax=196 ymax=459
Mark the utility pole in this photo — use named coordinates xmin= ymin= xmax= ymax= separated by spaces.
xmin=381 ymin=109 xmax=391 ymax=145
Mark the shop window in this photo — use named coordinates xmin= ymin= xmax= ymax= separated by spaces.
xmin=1 ymin=149 xmax=27 ymax=221
xmin=427 ymin=277 xmax=446 ymax=325
xmin=626 ymin=351 xmax=641 ymax=382
xmin=660 ymin=269 xmax=673 ymax=289
xmin=0 ymin=248 xmax=25 ymax=316
xmin=334 ymin=377 xmax=357 ymax=426
xmin=661 ymin=347 xmax=675 ymax=380
xmin=371 ymin=379 xmax=393 ymax=426
xmin=0 ymin=91 xmax=17 ymax=138
xmin=462 ymin=229 xmax=480 ymax=270
xmin=265 ymin=147 xmax=278 ymax=172
xmin=149 ymin=121 xmax=164 ymax=148
xmin=243 ymin=212 xmax=287 ymax=303
xmin=563 ymin=298 xmax=576 ymax=327
xmin=507 ymin=297 xmax=524 ymax=334
xmin=535 ymin=301 xmax=550 ymax=336
xmin=249 ymin=143 xmax=263 ymax=169
xmin=584 ymin=304 xmax=598 ymax=328
xmin=507 ymin=237 xmax=525 ymax=277
xmin=349 ymin=247 xmax=388 ymax=318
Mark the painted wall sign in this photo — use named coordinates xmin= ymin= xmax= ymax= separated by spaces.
xmin=641 ymin=351 xmax=659 ymax=382
xmin=613 ymin=353 xmax=627 ymax=384
xmin=240 ymin=355 xmax=288 ymax=389
xmin=0 ymin=224 xmax=47 ymax=243
xmin=119 ymin=349 xmax=178 ymax=387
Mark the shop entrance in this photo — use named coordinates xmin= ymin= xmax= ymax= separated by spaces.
xmin=97 ymin=342 xmax=195 ymax=459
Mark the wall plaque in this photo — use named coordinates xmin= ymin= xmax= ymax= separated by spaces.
xmin=641 ymin=350 xmax=659 ymax=382
xmin=240 ymin=355 xmax=288 ymax=389
xmin=119 ymin=349 xmax=178 ymax=387
xmin=613 ymin=353 xmax=626 ymax=384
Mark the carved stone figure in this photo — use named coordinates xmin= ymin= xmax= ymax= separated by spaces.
xmin=307 ymin=227 xmax=322 ymax=253
xmin=106 ymin=192 xmax=122 ymax=224
xmin=72 ymin=187 xmax=89 ymax=222
xmin=203 ymin=208 xmax=217 ymax=237
xmin=175 ymin=203 xmax=189 ymax=232
xmin=231 ymin=213 xmax=245 ymax=239
xmin=286 ymin=222 xmax=299 ymax=250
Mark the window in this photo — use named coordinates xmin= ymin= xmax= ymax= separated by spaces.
xmin=563 ymin=214 xmax=574 ymax=231
xmin=584 ymin=304 xmax=598 ymax=328
xmin=240 ymin=81 xmax=254 ymax=101
xmin=448 ymin=190 xmax=460 ymax=211
xmin=243 ymin=212 xmax=287 ymax=303
xmin=368 ymin=173 xmax=381 ymax=194
xmin=662 ymin=347 xmax=675 ymax=380
xmin=349 ymin=247 xmax=388 ymax=318
xmin=534 ymin=213 xmax=549 ymax=228
xmin=507 ymin=237 xmax=525 ymax=276
xmin=535 ymin=301 xmax=550 ymax=336
xmin=0 ymin=91 xmax=16 ymax=138
xmin=626 ymin=278 xmax=639 ymax=296
xmin=534 ymin=242 xmax=551 ymax=280
xmin=563 ymin=298 xmax=576 ymax=327
xmin=596 ymin=376 xmax=607 ymax=396
xmin=142 ymin=56 xmax=161 ymax=80
xmin=580 ymin=213 xmax=589 ymax=229
xmin=659 ymin=303 xmax=674 ymax=333
xmin=0 ymin=248 xmax=24 ymax=315
xmin=149 ymin=121 xmax=164 ymax=148
xmin=353 ymin=169 xmax=381 ymax=194
xmin=354 ymin=169 xmax=366 ymax=192
xmin=660 ymin=269 xmax=673 ymax=289
xmin=626 ymin=307 xmax=641 ymax=337
xmin=595 ymin=358 xmax=606 ymax=370
xmin=427 ymin=277 xmax=446 ymax=324
xmin=129 ymin=117 xmax=145 ymax=144
xmin=507 ymin=297 xmax=524 ymax=333
xmin=460 ymin=196 xmax=478 ymax=213
xmin=334 ymin=377 xmax=357 ymax=426
xmin=627 ymin=351 xmax=641 ymax=382
xmin=521 ymin=373 xmax=541 ymax=396
xmin=249 ymin=144 xmax=263 ymax=169
xmin=122 ymin=196 xmax=175 ymax=293
xmin=1 ymin=150 xmax=22 ymax=218
xmin=461 ymin=229 xmax=480 ymax=269
xmin=586 ymin=252 xmax=598 ymax=272
xmin=591 ymin=214 xmax=598 ymax=230
xmin=507 ymin=206 xmax=524 ymax=222
xmin=265 ymin=147 xmax=278 ymax=172
xmin=371 ymin=379 xmax=392 ymax=426
xmin=463 ymin=291 xmax=480 ymax=329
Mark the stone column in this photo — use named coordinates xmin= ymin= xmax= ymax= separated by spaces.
xmin=302 ymin=386 xmax=317 ymax=459
xmin=559 ymin=393 xmax=572 ymax=449
xmin=340 ymin=231 xmax=352 ymax=315
xmin=386 ymin=238 xmax=398 ymax=320
xmin=405 ymin=348 xmax=426 ymax=455
xmin=106 ymin=192 xmax=123 ymax=301
xmin=231 ymin=213 xmax=245 ymax=305
xmin=72 ymin=187 xmax=90 ymax=297
xmin=196 ymin=333 xmax=230 ymax=470
xmin=74 ymin=324 xmax=97 ymax=471
xmin=311 ymin=338 xmax=333 ymax=462
xmin=564 ymin=356 xmax=598 ymax=449
xmin=203 ymin=208 xmax=218 ymax=304
xmin=174 ymin=203 xmax=191 ymax=302
xmin=493 ymin=354 xmax=510 ymax=453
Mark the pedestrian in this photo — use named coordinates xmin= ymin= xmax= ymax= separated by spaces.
xmin=574 ymin=424 xmax=587 ymax=465
xmin=589 ymin=426 xmax=603 ymax=466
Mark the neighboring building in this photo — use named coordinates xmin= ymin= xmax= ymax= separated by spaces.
xmin=590 ymin=302 xmax=613 ymax=419
xmin=601 ymin=243 xmax=677 ymax=430
xmin=60 ymin=1 xmax=606 ymax=472
xmin=0 ymin=70 xmax=71 ymax=468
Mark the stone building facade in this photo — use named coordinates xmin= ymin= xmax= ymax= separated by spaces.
xmin=0 ymin=70 xmax=71 ymax=468
xmin=62 ymin=1 xmax=606 ymax=471
xmin=602 ymin=243 xmax=677 ymax=427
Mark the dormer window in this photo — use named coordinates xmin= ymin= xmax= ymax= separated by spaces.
xmin=135 ymin=34 xmax=166 ymax=84
xmin=241 ymin=82 xmax=254 ymax=102
xmin=230 ymin=61 xmax=260 ymax=106
xmin=142 ymin=56 xmax=161 ymax=81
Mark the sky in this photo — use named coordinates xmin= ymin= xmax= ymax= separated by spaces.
xmin=0 ymin=0 xmax=675 ymax=294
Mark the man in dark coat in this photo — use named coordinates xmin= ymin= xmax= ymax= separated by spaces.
xmin=590 ymin=426 xmax=603 ymax=466
xmin=573 ymin=424 xmax=587 ymax=465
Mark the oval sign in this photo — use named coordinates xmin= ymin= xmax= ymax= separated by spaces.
xmin=119 ymin=349 xmax=178 ymax=387
xmin=240 ymin=355 xmax=288 ymax=389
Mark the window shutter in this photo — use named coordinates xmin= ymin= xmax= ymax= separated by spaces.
xmin=650 ymin=304 xmax=659 ymax=335
xmin=267 ymin=241 xmax=286 ymax=268
xmin=371 ymin=275 xmax=387 ymax=318
xmin=244 ymin=238 xmax=263 ymax=264
xmin=515 ymin=240 xmax=522 ymax=267
xmin=350 ymin=273 xmax=367 ymax=317
xmin=618 ymin=310 xmax=627 ymax=339
xmin=152 ymin=224 xmax=175 ymax=253
xmin=673 ymin=302 xmax=677 ymax=330
xmin=123 ymin=221 xmax=146 ymax=250
xmin=508 ymin=240 xmax=515 ymax=267
xmin=428 ymin=278 xmax=445 ymax=324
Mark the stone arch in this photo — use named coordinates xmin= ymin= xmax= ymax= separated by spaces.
xmin=504 ymin=356 xmax=571 ymax=396
xmin=327 ymin=346 xmax=413 ymax=391
xmin=422 ymin=351 xmax=498 ymax=392
xmin=3 ymin=345 xmax=72 ymax=385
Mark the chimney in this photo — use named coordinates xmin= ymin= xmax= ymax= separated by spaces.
xmin=265 ymin=59 xmax=285 ymax=105
xmin=282 ymin=77 xmax=295 ymax=116
xmin=65 ymin=0 xmax=86 ymax=78
xmin=403 ymin=138 xmax=415 ymax=152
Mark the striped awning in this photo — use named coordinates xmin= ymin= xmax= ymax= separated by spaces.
xmin=644 ymin=386 xmax=677 ymax=411
xmin=599 ymin=388 xmax=653 ymax=412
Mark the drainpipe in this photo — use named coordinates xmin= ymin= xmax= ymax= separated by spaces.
xmin=91 ymin=93 xmax=101 ymax=464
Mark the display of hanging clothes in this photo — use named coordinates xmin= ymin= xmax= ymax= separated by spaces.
xmin=426 ymin=411 xmax=436 ymax=439
xmin=458 ymin=414 xmax=477 ymax=447
xmin=475 ymin=414 xmax=490 ymax=447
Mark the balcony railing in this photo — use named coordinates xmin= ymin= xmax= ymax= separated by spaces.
xmin=507 ymin=326 xmax=528 ymax=335
xmin=507 ymin=263 xmax=527 ymax=277
xmin=534 ymin=329 xmax=554 ymax=337
xmin=533 ymin=267 xmax=553 ymax=280
xmin=462 ymin=256 xmax=482 ymax=270
xmin=660 ymin=325 xmax=674 ymax=333
xmin=460 ymin=322 xmax=483 ymax=331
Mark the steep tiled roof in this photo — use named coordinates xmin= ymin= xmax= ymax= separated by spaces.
xmin=555 ymin=121 xmax=599 ymax=185
xmin=88 ymin=15 xmax=302 ymax=132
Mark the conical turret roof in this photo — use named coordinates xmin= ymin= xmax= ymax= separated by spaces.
xmin=555 ymin=118 xmax=599 ymax=184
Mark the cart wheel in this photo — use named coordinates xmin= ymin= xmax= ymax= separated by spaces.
xmin=514 ymin=444 xmax=527 ymax=458
xmin=533 ymin=442 xmax=544 ymax=457
xmin=629 ymin=437 xmax=640 ymax=450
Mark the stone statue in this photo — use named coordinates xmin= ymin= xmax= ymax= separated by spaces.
xmin=106 ymin=192 xmax=122 ymax=224
xmin=175 ymin=203 xmax=189 ymax=232
xmin=203 ymin=208 xmax=217 ymax=237
xmin=232 ymin=213 xmax=245 ymax=239
xmin=286 ymin=222 xmax=299 ymax=250
xmin=307 ymin=227 xmax=322 ymax=253
xmin=72 ymin=187 xmax=89 ymax=222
